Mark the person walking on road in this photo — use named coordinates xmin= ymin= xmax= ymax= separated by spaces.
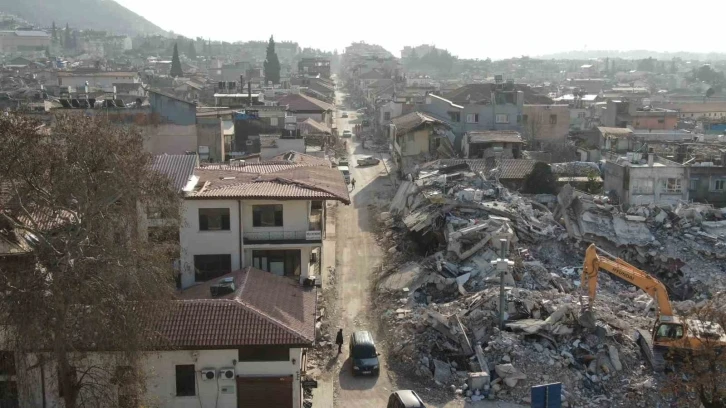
xmin=335 ymin=329 xmax=344 ymax=354
xmin=351 ymin=178 xmax=356 ymax=190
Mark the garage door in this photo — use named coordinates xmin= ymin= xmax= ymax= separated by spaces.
xmin=237 ymin=376 xmax=293 ymax=408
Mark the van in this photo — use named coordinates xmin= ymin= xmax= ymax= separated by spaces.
xmin=387 ymin=390 xmax=426 ymax=408
xmin=338 ymin=166 xmax=350 ymax=184
xmin=349 ymin=330 xmax=379 ymax=376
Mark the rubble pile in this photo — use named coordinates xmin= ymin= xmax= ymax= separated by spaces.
xmin=374 ymin=161 xmax=726 ymax=406
xmin=559 ymin=184 xmax=726 ymax=297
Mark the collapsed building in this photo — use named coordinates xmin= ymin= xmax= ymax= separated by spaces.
xmin=374 ymin=159 xmax=726 ymax=407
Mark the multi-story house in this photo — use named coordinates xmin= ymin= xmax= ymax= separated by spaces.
xmin=179 ymin=161 xmax=349 ymax=289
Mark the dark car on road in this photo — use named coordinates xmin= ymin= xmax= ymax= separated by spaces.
xmin=349 ymin=331 xmax=379 ymax=376
xmin=387 ymin=390 xmax=426 ymax=408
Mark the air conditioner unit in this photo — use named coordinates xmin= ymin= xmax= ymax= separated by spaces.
xmin=201 ymin=369 xmax=216 ymax=381
xmin=218 ymin=368 xmax=235 ymax=380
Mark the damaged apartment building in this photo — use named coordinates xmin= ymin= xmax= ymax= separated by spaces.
xmin=373 ymin=154 xmax=726 ymax=406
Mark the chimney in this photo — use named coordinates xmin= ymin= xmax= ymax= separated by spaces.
xmin=248 ymin=81 xmax=252 ymax=106
xmin=648 ymin=147 xmax=655 ymax=166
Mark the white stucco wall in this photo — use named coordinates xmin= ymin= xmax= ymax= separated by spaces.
xmin=180 ymin=199 xmax=241 ymax=288
xmin=58 ymin=74 xmax=140 ymax=88
xmin=180 ymin=199 xmax=318 ymax=288
xmin=18 ymin=348 xmax=303 ymax=408
xmin=241 ymin=200 xmax=310 ymax=235
xmin=627 ymin=165 xmax=688 ymax=206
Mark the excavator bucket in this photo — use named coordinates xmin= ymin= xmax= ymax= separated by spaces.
xmin=578 ymin=309 xmax=597 ymax=330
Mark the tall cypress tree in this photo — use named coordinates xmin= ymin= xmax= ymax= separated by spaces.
xmin=64 ymin=23 xmax=71 ymax=50
xmin=51 ymin=21 xmax=57 ymax=43
xmin=170 ymin=43 xmax=183 ymax=77
xmin=263 ymin=35 xmax=280 ymax=85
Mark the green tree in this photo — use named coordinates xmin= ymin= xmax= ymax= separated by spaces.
xmin=64 ymin=23 xmax=71 ymax=50
xmin=263 ymin=35 xmax=281 ymax=85
xmin=187 ymin=41 xmax=197 ymax=59
xmin=170 ymin=43 xmax=183 ymax=77
xmin=522 ymin=162 xmax=558 ymax=194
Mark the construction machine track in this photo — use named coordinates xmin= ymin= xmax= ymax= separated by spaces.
xmin=636 ymin=329 xmax=666 ymax=372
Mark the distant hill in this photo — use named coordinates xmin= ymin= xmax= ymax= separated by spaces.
xmin=0 ymin=0 xmax=167 ymax=37
xmin=536 ymin=50 xmax=726 ymax=61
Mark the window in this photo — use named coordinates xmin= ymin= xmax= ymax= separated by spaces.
xmin=655 ymin=324 xmax=683 ymax=340
xmin=632 ymin=179 xmax=654 ymax=194
xmin=713 ymin=179 xmax=726 ymax=192
xmin=406 ymin=133 xmax=415 ymax=142
xmin=658 ymin=118 xmax=665 ymax=124
xmin=194 ymin=254 xmax=232 ymax=281
xmin=466 ymin=113 xmax=479 ymax=123
xmin=447 ymin=111 xmax=460 ymax=122
xmin=270 ymin=117 xmax=278 ymax=126
xmin=198 ymin=208 xmax=230 ymax=231
xmin=662 ymin=178 xmax=682 ymax=193
xmin=578 ymin=112 xmax=586 ymax=119
xmin=549 ymin=114 xmax=557 ymax=125
xmin=238 ymin=346 xmax=290 ymax=362
xmin=495 ymin=114 xmax=509 ymax=124
xmin=0 ymin=352 xmax=15 ymax=376
xmin=252 ymin=250 xmax=301 ymax=277
xmin=384 ymin=112 xmax=391 ymax=121
xmin=521 ymin=114 xmax=528 ymax=124
xmin=175 ymin=365 xmax=196 ymax=397
xmin=690 ymin=178 xmax=699 ymax=190
xmin=252 ymin=205 xmax=283 ymax=227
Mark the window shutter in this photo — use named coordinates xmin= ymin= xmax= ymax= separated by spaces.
xmin=199 ymin=213 xmax=208 ymax=230
xmin=221 ymin=212 xmax=230 ymax=230
xmin=275 ymin=206 xmax=283 ymax=226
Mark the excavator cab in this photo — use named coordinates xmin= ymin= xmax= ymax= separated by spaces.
xmin=654 ymin=322 xmax=685 ymax=342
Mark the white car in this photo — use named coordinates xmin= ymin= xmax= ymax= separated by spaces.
xmin=342 ymin=130 xmax=353 ymax=138
xmin=357 ymin=156 xmax=380 ymax=166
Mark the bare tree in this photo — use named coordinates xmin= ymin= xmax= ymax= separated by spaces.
xmin=0 ymin=114 xmax=181 ymax=407
xmin=662 ymin=294 xmax=726 ymax=408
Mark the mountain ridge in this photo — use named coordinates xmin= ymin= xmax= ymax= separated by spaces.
xmin=0 ymin=0 xmax=167 ymax=37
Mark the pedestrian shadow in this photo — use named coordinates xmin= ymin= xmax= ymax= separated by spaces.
xmin=337 ymin=357 xmax=379 ymax=391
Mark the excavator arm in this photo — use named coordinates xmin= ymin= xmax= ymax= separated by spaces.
xmin=581 ymin=244 xmax=673 ymax=317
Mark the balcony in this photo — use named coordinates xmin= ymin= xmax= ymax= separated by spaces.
xmin=243 ymin=230 xmax=322 ymax=244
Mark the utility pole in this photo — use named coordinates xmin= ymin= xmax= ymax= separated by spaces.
xmin=492 ymin=239 xmax=514 ymax=330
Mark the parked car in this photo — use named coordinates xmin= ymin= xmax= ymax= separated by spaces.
xmin=349 ymin=331 xmax=379 ymax=376
xmin=357 ymin=156 xmax=380 ymax=166
xmin=387 ymin=390 xmax=426 ymax=408
xmin=342 ymin=130 xmax=352 ymax=138
xmin=338 ymin=166 xmax=350 ymax=184
xmin=338 ymin=157 xmax=349 ymax=167
xmin=341 ymin=112 xmax=349 ymax=118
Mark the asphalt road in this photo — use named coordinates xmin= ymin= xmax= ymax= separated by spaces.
xmin=331 ymin=90 xmax=526 ymax=408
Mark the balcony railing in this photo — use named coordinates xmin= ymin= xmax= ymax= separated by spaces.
xmin=243 ymin=230 xmax=322 ymax=242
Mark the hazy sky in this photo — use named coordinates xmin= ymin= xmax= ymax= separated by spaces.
xmin=114 ymin=0 xmax=726 ymax=60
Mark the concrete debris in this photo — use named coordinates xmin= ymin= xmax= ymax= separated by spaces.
xmin=374 ymin=160 xmax=726 ymax=407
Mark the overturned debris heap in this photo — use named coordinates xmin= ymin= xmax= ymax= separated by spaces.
xmin=375 ymin=159 xmax=726 ymax=407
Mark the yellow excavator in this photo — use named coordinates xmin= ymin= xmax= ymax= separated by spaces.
xmin=579 ymin=244 xmax=726 ymax=371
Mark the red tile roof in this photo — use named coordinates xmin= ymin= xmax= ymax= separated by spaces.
xmin=499 ymin=159 xmax=537 ymax=180
xmin=190 ymin=164 xmax=350 ymax=204
xmin=166 ymin=267 xmax=316 ymax=347
xmin=276 ymin=93 xmax=334 ymax=112
xmin=269 ymin=151 xmax=331 ymax=167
